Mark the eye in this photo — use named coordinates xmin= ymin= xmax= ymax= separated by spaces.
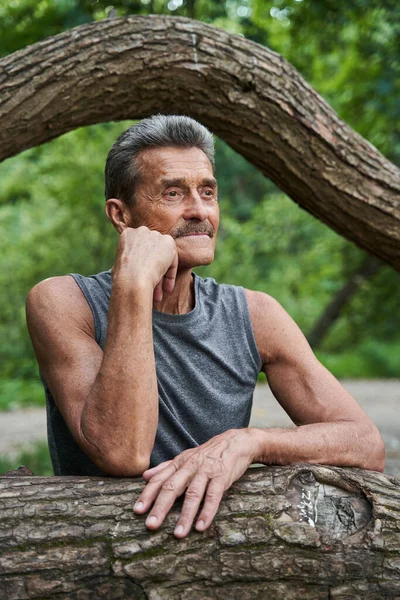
xmin=164 ymin=188 xmax=182 ymax=199
xmin=203 ymin=188 xmax=214 ymax=198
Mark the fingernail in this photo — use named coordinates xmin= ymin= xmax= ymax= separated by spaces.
xmin=196 ymin=520 xmax=205 ymax=531
xmin=146 ymin=515 xmax=157 ymax=526
xmin=134 ymin=501 xmax=144 ymax=511
xmin=175 ymin=525 xmax=184 ymax=535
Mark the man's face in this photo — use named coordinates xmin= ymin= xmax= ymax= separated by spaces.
xmin=129 ymin=146 xmax=219 ymax=269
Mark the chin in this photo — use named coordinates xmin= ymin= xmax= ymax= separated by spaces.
xmin=175 ymin=237 xmax=216 ymax=269
xmin=178 ymin=251 xmax=215 ymax=269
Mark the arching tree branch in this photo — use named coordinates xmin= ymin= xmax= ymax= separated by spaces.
xmin=0 ymin=16 xmax=399 ymax=269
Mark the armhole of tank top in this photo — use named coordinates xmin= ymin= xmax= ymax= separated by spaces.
xmin=237 ymin=286 xmax=263 ymax=374
xmin=40 ymin=371 xmax=62 ymax=476
xmin=68 ymin=274 xmax=102 ymax=346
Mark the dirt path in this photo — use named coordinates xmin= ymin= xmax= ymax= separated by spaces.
xmin=1 ymin=380 xmax=398 ymax=476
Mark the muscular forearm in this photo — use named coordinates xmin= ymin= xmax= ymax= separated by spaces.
xmin=250 ymin=421 xmax=385 ymax=472
xmin=81 ymin=276 xmax=158 ymax=475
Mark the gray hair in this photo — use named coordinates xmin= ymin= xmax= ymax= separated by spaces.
xmin=105 ymin=115 xmax=215 ymax=206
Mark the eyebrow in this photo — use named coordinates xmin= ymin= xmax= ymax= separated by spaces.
xmin=161 ymin=177 xmax=217 ymax=189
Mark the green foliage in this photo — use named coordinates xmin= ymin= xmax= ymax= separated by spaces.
xmin=215 ymin=139 xmax=275 ymax=221
xmin=0 ymin=122 xmax=129 ymax=383
xmin=0 ymin=0 xmax=90 ymax=57
xmin=0 ymin=379 xmax=44 ymax=410
xmin=316 ymin=340 xmax=400 ymax=379
xmin=0 ymin=441 xmax=53 ymax=476
xmin=0 ymin=0 xmax=235 ymax=58
xmin=250 ymin=0 xmax=400 ymax=163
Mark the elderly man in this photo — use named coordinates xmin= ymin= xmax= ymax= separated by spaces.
xmin=27 ymin=115 xmax=384 ymax=539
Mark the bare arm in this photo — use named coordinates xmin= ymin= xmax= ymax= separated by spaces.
xmin=131 ymin=290 xmax=385 ymax=537
xmin=26 ymin=227 xmax=178 ymax=476
xmin=245 ymin=290 xmax=385 ymax=471
xmin=132 ymin=289 xmax=385 ymax=540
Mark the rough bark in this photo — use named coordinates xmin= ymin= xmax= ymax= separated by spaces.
xmin=0 ymin=16 xmax=399 ymax=269
xmin=1 ymin=464 xmax=399 ymax=599
xmin=307 ymin=255 xmax=383 ymax=349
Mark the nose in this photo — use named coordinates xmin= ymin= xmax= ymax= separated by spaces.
xmin=183 ymin=190 xmax=208 ymax=221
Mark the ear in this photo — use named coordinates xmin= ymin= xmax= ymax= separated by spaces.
xmin=105 ymin=198 xmax=133 ymax=233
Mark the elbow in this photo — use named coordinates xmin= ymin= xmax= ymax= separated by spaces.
xmin=372 ymin=431 xmax=386 ymax=473
xmin=79 ymin=425 xmax=152 ymax=477
xmin=101 ymin=452 xmax=151 ymax=477
xmin=360 ymin=423 xmax=386 ymax=473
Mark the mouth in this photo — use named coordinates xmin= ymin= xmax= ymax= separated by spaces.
xmin=181 ymin=232 xmax=210 ymax=237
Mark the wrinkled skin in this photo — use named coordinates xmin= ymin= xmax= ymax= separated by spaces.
xmin=134 ymin=429 xmax=257 ymax=538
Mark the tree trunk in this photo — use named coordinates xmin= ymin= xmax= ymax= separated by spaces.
xmin=0 ymin=16 xmax=399 ymax=270
xmin=186 ymin=0 xmax=197 ymax=20
xmin=1 ymin=465 xmax=399 ymax=599
xmin=307 ymin=255 xmax=383 ymax=349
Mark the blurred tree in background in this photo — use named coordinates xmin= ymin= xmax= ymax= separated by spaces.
xmin=0 ymin=0 xmax=399 ymax=411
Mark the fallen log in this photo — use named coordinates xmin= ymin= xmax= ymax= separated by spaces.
xmin=1 ymin=464 xmax=399 ymax=599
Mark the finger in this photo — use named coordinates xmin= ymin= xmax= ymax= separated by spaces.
xmin=162 ymin=250 xmax=178 ymax=293
xmin=174 ymin=473 xmax=209 ymax=538
xmin=133 ymin=462 xmax=178 ymax=515
xmin=153 ymin=280 xmax=163 ymax=302
xmin=144 ymin=463 xmax=197 ymax=530
xmin=142 ymin=460 xmax=172 ymax=481
xmin=195 ymin=478 xmax=225 ymax=532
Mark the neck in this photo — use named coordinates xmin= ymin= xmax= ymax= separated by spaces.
xmin=153 ymin=268 xmax=194 ymax=314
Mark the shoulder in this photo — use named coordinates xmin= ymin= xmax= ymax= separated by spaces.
xmin=244 ymin=289 xmax=309 ymax=366
xmin=28 ymin=275 xmax=80 ymax=303
xmin=26 ymin=275 xmax=94 ymax=337
xmin=244 ymin=288 xmax=287 ymax=330
xmin=27 ymin=275 xmax=85 ymax=313
xmin=244 ymin=288 xmax=281 ymax=313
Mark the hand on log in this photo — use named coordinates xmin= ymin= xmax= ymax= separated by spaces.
xmin=134 ymin=428 xmax=256 ymax=539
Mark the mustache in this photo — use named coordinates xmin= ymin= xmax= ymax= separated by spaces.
xmin=172 ymin=223 xmax=215 ymax=239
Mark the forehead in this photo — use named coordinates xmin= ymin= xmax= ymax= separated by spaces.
xmin=136 ymin=146 xmax=214 ymax=183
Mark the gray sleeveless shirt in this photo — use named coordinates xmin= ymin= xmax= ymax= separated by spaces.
xmin=44 ymin=270 xmax=262 ymax=476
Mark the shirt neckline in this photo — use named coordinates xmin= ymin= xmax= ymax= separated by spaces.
xmin=152 ymin=272 xmax=202 ymax=325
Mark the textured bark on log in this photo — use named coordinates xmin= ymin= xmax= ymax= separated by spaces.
xmin=1 ymin=465 xmax=399 ymax=599
xmin=0 ymin=16 xmax=399 ymax=269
